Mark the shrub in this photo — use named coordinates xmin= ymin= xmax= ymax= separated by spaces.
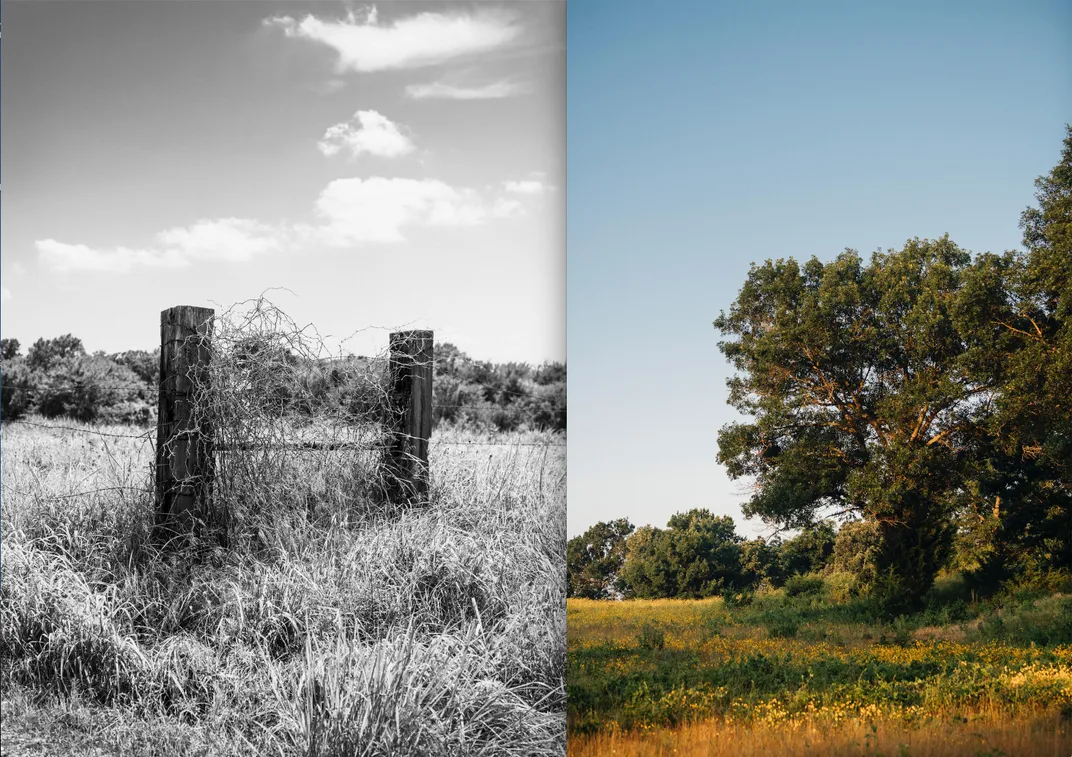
xmin=636 ymin=622 xmax=666 ymax=650
xmin=764 ymin=612 xmax=801 ymax=638
xmin=36 ymin=355 xmax=148 ymax=423
xmin=821 ymin=571 xmax=859 ymax=603
xmin=975 ymin=594 xmax=1072 ymax=645
xmin=1 ymin=358 xmax=36 ymax=421
xmin=784 ymin=574 xmax=824 ymax=598
xmin=721 ymin=587 xmax=754 ymax=608
xmin=831 ymin=519 xmax=881 ymax=589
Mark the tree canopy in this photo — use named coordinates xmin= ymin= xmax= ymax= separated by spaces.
xmin=713 ymin=125 xmax=1072 ymax=609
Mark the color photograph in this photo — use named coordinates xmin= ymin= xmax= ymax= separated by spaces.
xmin=567 ymin=2 xmax=1071 ymax=755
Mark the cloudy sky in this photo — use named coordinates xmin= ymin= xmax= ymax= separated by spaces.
xmin=567 ymin=0 xmax=1071 ymax=538
xmin=2 ymin=2 xmax=564 ymax=363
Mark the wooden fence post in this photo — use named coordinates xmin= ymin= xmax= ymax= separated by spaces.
xmin=154 ymin=305 xmax=215 ymax=543
xmin=385 ymin=330 xmax=433 ymax=503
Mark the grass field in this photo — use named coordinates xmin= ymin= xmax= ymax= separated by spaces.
xmin=1 ymin=417 xmax=566 ymax=756
xmin=567 ymin=588 xmax=1072 ymax=756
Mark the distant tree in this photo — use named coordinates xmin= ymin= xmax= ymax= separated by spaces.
xmin=35 ymin=354 xmax=148 ymax=423
xmin=534 ymin=362 xmax=567 ymax=385
xmin=431 ymin=342 xmax=566 ymax=431
xmin=567 ymin=519 xmax=635 ymax=599
xmin=715 ymin=237 xmax=1002 ymax=611
xmin=110 ymin=348 xmax=159 ymax=387
xmin=778 ymin=521 xmax=837 ymax=577
xmin=26 ymin=334 xmax=85 ymax=371
xmin=525 ymin=383 xmax=567 ymax=432
xmin=1 ymin=338 xmax=20 ymax=361
xmin=621 ymin=510 xmax=743 ymax=599
xmin=739 ymin=536 xmax=783 ymax=588
xmin=1 ymin=358 xmax=35 ymax=421
xmin=619 ymin=525 xmax=665 ymax=597
xmin=830 ymin=519 xmax=881 ymax=587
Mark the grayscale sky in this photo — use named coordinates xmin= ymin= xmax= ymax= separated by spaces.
xmin=1 ymin=2 xmax=565 ymax=364
xmin=567 ymin=0 xmax=1072 ymax=538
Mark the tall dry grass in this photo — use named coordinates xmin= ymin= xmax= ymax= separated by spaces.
xmin=1 ymin=419 xmax=566 ymax=756
xmin=569 ymin=709 xmax=1071 ymax=757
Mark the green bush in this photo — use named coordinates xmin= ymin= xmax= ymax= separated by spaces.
xmin=831 ymin=519 xmax=881 ymax=589
xmin=764 ymin=612 xmax=801 ymax=638
xmin=636 ymin=621 xmax=666 ymax=650
xmin=784 ymin=574 xmax=824 ymax=597
xmin=821 ymin=571 xmax=859 ymax=603
xmin=975 ymin=594 xmax=1072 ymax=646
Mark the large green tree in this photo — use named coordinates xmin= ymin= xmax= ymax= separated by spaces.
xmin=715 ymin=237 xmax=999 ymax=610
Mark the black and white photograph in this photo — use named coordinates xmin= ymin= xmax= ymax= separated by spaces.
xmin=1 ymin=3 xmax=566 ymax=755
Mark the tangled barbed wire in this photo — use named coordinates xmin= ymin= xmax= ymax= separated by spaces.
xmin=158 ymin=297 xmax=424 ymax=546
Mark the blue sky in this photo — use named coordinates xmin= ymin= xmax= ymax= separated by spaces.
xmin=567 ymin=0 xmax=1072 ymax=537
xmin=2 ymin=2 xmax=564 ymax=364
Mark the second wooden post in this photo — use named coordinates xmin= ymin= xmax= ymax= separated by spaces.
xmin=154 ymin=305 xmax=215 ymax=543
xmin=385 ymin=330 xmax=433 ymax=503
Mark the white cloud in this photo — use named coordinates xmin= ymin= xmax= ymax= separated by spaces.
xmin=35 ymin=240 xmax=186 ymax=274
xmin=311 ymin=177 xmax=520 ymax=247
xmin=1 ymin=286 xmax=10 ymax=303
xmin=503 ymin=179 xmax=549 ymax=195
xmin=38 ymin=180 xmax=529 ymax=273
xmin=266 ymin=7 xmax=519 ymax=73
xmin=36 ymin=218 xmax=280 ymax=274
xmin=318 ymin=110 xmax=414 ymax=159
xmin=155 ymin=218 xmax=284 ymax=262
xmin=405 ymin=80 xmax=524 ymax=100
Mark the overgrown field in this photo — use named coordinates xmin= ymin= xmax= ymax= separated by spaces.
xmin=567 ymin=588 xmax=1072 ymax=756
xmin=1 ymin=418 xmax=566 ymax=756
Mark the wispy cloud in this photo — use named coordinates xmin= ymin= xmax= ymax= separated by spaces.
xmin=35 ymin=240 xmax=187 ymax=275
xmin=38 ymin=179 xmax=527 ymax=273
xmin=318 ymin=110 xmax=414 ymax=159
xmin=406 ymin=79 xmax=525 ymax=100
xmin=36 ymin=219 xmax=281 ymax=274
xmin=266 ymin=7 xmax=520 ymax=73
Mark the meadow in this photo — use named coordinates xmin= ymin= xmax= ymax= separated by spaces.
xmin=0 ymin=417 xmax=566 ymax=756
xmin=567 ymin=587 xmax=1072 ymax=756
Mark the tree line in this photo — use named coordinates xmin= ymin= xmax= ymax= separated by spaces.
xmin=568 ymin=512 xmax=871 ymax=601
xmin=571 ymin=125 xmax=1071 ymax=612
xmin=0 ymin=336 xmax=566 ymax=433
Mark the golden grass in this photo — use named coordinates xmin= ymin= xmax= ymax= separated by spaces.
xmin=568 ymin=708 xmax=1071 ymax=757
xmin=567 ymin=596 xmax=1072 ymax=756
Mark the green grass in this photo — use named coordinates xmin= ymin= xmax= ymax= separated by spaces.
xmin=567 ymin=580 xmax=1072 ymax=738
xmin=1 ymin=418 xmax=567 ymax=756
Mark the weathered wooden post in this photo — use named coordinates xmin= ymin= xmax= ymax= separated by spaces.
xmin=385 ymin=330 xmax=433 ymax=503
xmin=153 ymin=305 xmax=215 ymax=544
